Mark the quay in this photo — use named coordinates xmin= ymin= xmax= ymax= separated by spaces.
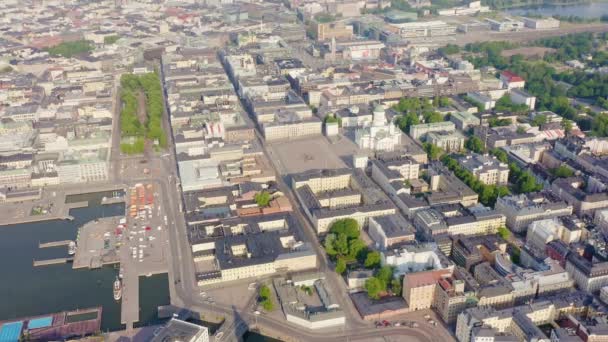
xmin=72 ymin=217 xmax=121 ymax=270
xmin=39 ymin=240 xmax=72 ymax=248
xmin=0 ymin=183 xmax=125 ymax=227
xmin=33 ymin=258 xmax=73 ymax=267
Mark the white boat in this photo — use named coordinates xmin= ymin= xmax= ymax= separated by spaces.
xmin=113 ymin=277 xmax=122 ymax=301
xmin=68 ymin=241 xmax=76 ymax=255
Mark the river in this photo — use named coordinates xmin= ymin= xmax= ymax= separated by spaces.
xmin=505 ymin=2 xmax=608 ymax=18
xmin=0 ymin=191 xmax=169 ymax=331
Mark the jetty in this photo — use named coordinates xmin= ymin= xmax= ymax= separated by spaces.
xmin=39 ymin=240 xmax=72 ymax=248
xmin=33 ymin=258 xmax=73 ymax=267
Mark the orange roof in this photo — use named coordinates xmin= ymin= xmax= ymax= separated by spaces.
xmin=404 ymin=269 xmax=451 ymax=288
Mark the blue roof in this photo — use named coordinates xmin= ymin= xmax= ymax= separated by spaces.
xmin=27 ymin=316 xmax=53 ymax=330
xmin=0 ymin=321 xmax=23 ymax=342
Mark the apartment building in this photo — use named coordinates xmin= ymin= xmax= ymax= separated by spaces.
xmin=450 ymin=111 xmax=481 ymax=131
xmin=414 ymin=204 xmax=505 ymax=238
xmin=551 ymin=177 xmax=608 ymax=217
xmin=262 ymin=112 xmax=322 ymax=141
xmin=292 ymin=168 xmax=396 ymax=234
xmin=434 ymin=277 xmax=469 ymax=324
xmin=456 ymin=292 xmax=588 ymax=342
xmin=495 ymin=192 xmax=573 ymax=233
xmin=409 ymin=121 xmax=456 ymax=140
xmin=368 ymin=214 xmax=415 ymax=250
xmin=403 ymin=269 xmax=452 ymax=311
xmin=458 ymin=153 xmax=509 ymax=186
xmin=427 ymin=131 xmax=465 ymax=152
xmin=191 ymin=213 xmax=317 ymax=286
xmin=565 ymin=252 xmax=608 ymax=293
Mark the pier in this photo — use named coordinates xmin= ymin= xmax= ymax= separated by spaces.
xmin=120 ymin=267 xmax=140 ymax=329
xmin=72 ymin=217 xmax=120 ymax=270
xmin=33 ymin=258 xmax=73 ymax=267
xmin=39 ymin=240 xmax=72 ymax=248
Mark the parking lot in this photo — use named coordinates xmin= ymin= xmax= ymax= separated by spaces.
xmin=122 ymin=183 xmax=168 ymax=270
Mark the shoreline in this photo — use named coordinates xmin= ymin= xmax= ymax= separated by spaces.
xmin=494 ymin=0 xmax=605 ymax=10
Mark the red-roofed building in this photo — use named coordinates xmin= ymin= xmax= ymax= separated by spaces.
xmin=500 ymin=70 xmax=525 ymax=90
xmin=403 ymin=268 xmax=452 ymax=311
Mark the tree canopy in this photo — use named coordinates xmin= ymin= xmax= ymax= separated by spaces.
xmin=46 ymin=40 xmax=94 ymax=57
xmin=254 ymin=191 xmax=271 ymax=207
xmin=465 ymin=136 xmax=485 ymax=153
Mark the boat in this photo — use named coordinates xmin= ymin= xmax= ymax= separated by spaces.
xmin=113 ymin=277 xmax=122 ymax=301
xmin=68 ymin=241 xmax=76 ymax=256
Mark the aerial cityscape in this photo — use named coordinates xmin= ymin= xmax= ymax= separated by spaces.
xmin=3 ymin=0 xmax=608 ymax=341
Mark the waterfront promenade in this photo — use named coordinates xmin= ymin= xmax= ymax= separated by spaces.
xmin=0 ymin=183 xmax=125 ymax=226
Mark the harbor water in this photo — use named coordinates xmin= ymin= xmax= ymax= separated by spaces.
xmin=0 ymin=191 xmax=169 ymax=331
xmin=505 ymin=2 xmax=608 ymax=18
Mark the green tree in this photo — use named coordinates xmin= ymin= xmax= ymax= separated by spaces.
xmin=364 ymin=251 xmax=381 ymax=269
xmin=423 ymin=111 xmax=443 ymax=124
xmin=377 ymin=266 xmax=394 ymax=284
xmin=562 ymin=119 xmax=573 ymax=134
xmin=45 ymin=39 xmax=94 ymax=57
xmin=324 ymin=234 xmax=337 ymax=257
xmin=438 ymin=96 xmax=451 ymax=107
xmin=391 ymin=278 xmax=402 ymax=296
xmin=262 ymin=299 xmax=274 ymax=311
xmin=552 ymin=165 xmax=574 ymax=178
xmin=334 ymin=234 xmax=349 ymax=256
xmin=324 ymin=113 xmax=341 ymax=126
xmin=365 ymin=277 xmax=384 ymax=300
xmin=348 ymin=238 xmax=367 ymax=260
xmin=395 ymin=112 xmax=420 ymax=133
xmin=465 ymin=136 xmax=485 ymax=153
xmin=491 ymin=148 xmax=509 ymax=163
xmin=531 ymin=114 xmax=547 ymax=127
xmin=254 ymin=191 xmax=271 ymax=207
xmin=497 ymin=226 xmax=511 ymax=240
xmin=335 ymin=258 xmax=347 ymax=275
xmin=329 ymin=219 xmax=360 ymax=239
xmin=423 ymin=143 xmax=443 ymax=161
xmin=517 ymin=171 xmax=543 ymax=193
xmin=259 ymin=285 xmax=271 ymax=300
xmin=438 ymin=44 xmax=460 ymax=56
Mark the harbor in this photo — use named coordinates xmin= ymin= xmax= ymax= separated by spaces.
xmin=28 ymin=184 xmax=170 ymax=331
xmin=0 ymin=183 xmax=125 ymax=227
xmin=0 ymin=190 xmax=170 ymax=332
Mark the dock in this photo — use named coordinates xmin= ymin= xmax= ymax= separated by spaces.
xmin=39 ymin=240 xmax=72 ymax=248
xmin=120 ymin=267 xmax=139 ymax=329
xmin=33 ymin=258 xmax=73 ymax=267
xmin=72 ymin=217 xmax=120 ymax=270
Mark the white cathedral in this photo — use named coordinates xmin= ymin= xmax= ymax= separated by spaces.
xmin=354 ymin=104 xmax=401 ymax=151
